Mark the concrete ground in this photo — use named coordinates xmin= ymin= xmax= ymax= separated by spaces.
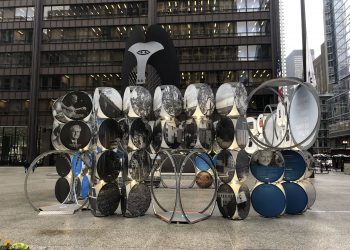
xmin=0 ymin=167 xmax=350 ymax=250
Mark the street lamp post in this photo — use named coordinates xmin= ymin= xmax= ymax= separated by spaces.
xmin=343 ymin=140 xmax=348 ymax=153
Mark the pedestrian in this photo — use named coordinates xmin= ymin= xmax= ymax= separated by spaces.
xmin=23 ymin=160 xmax=30 ymax=173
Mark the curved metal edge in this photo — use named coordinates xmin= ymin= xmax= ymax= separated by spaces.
xmin=178 ymin=150 xmax=218 ymax=224
xmin=150 ymin=149 xmax=177 ymax=223
xmin=24 ymin=149 xmax=91 ymax=213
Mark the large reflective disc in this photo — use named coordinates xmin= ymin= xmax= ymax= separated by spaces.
xmin=215 ymin=150 xmax=235 ymax=184
xmin=217 ymin=183 xmax=236 ymax=219
xmin=130 ymin=118 xmax=152 ymax=149
xmin=96 ymin=183 xmax=121 ymax=216
xmin=98 ymin=87 xmax=123 ymax=118
xmin=130 ymin=86 xmax=152 ymax=118
xmin=236 ymin=117 xmax=249 ymax=149
xmin=235 ymin=150 xmax=250 ymax=182
xmin=55 ymin=154 xmax=71 ymax=177
xmin=62 ymin=91 xmax=92 ymax=120
xmin=282 ymin=182 xmax=308 ymax=215
xmin=183 ymin=119 xmax=198 ymax=148
xmin=198 ymin=84 xmax=215 ymax=116
xmin=282 ymin=150 xmax=307 ymax=181
xmin=151 ymin=119 xmax=162 ymax=152
xmin=96 ymin=150 xmax=122 ymax=183
xmin=60 ymin=121 xmax=91 ymax=150
xmin=216 ymin=117 xmax=235 ymax=150
xmin=198 ymin=119 xmax=214 ymax=151
xmin=127 ymin=183 xmax=151 ymax=217
xmin=129 ymin=150 xmax=152 ymax=182
xmin=163 ymin=120 xmax=181 ymax=149
xmin=98 ymin=119 xmax=123 ymax=149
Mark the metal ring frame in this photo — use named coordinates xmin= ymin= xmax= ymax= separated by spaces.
xmin=150 ymin=149 xmax=218 ymax=224
xmin=247 ymin=78 xmax=321 ymax=150
xmin=24 ymin=149 xmax=91 ymax=212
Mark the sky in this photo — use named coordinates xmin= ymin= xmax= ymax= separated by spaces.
xmin=283 ymin=0 xmax=325 ymax=58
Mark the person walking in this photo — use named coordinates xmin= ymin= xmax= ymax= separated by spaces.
xmin=23 ymin=160 xmax=30 ymax=173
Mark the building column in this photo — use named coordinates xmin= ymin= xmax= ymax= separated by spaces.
xmin=148 ymin=0 xmax=157 ymax=26
xmin=27 ymin=0 xmax=43 ymax=162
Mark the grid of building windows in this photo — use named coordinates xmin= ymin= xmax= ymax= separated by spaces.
xmin=0 ymin=0 xmax=280 ymax=164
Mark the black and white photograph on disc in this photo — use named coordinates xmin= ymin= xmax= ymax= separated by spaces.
xmin=215 ymin=82 xmax=248 ymax=117
xmin=125 ymin=183 xmax=151 ymax=217
xmin=130 ymin=118 xmax=152 ymax=149
xmin=62 ymin=91 xmax=92 ymax=120
xmin=154 ymin=85 xmax=183 ymax=118
xmin=55 ymin=154 xmax=71 ymax=178
xmin=60 ymin=121 xmax=91 ymax=150
xmin=250 ymin=150 xmax=285 ymax=183
xmin=96 ymin=150 xmax=122 ymax=183
xmin=216 ymin=117 xmax=235 ymax=149
xmin=129 ymin=150 xmax=152 ymax=182
xmin=163 ymin=120 xmax=182 ymax=149
xmin=237 ymin=183 xmax=251 ymax=219
xmin=52 ymin=97 xmax=69 ymax=123
xmin=130 ymin=86 xmax=152 ymax=118
xmin=151 ymin=119 xmax=162 ymax=152
xmin=198 ymin=119 xmax=214 ymax=151
xmin=215 ymin=149 xmax=236 ymax=183
xmin=235 ymin=117 xmax=249 ymax=149
xmin=217 ymin=183 xmax=236 ymax=219
xmin=183 ymin=119 xmax=198 ymax=148
xmin=235 ymin=150 xmax=250 ymax=182
xmin=98 ymin=119 xmax=123 ymax=149
xmin=198 ymin=84 xmax=215 ymax=116
xmin=96 ymin=183 xmax=121 ymax=216
xmin=97 ymin=87 xmax=123 ymax=118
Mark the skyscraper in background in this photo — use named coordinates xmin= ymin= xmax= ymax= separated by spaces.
xmin=323 ymin=0 xmax=350 ymax=154
xmin=0 ymin=0 xmax=281 ymax=164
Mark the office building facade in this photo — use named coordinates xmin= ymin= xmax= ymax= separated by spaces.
xmin=0 ymin=0 xmax=280 ymax=165
xmin=323 ymin=0 xmax=350 ymax=153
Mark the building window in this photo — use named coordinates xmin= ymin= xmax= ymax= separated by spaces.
xmin=0 ymin=7 xmax=34 ymax=22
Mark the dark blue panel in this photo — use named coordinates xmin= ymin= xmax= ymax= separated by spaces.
xmin=250 ymin=165 xmax=284 ymax=183
xmin=81 ymin=175 xmax=90 ymax=199
xmin=282 ymin=150 xmax=306 ymax=181
xmin=282 ymin=182 xmax=308 ymax=214
xmin=195 ymin=153 xmax=212 ymax=171
xmin=251 ymin=183 xmax=286 ymax=218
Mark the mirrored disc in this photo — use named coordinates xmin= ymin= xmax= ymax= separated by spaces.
xmin=217 ymin=183 xmax=236 ymax=219
xmin=96 ymin=150 xmax=122 ymax=183
xmin=130 ymin=118 xmax=152 ymax=150
xmin=194 ymin=153 xmax=212 ymax=171
xmin=215 ymin=150 xmax=235 ymax=183
xmin=97 ymin=87 xmax=123 ymax=118
xmin=235 ymin=150 xmax=250 ymax=182
xmin=183 ymin=119 xmax=198 ymax=148
xmin=55 ymin=154 xmax=71 ymax=177
xmin=129 ymin=150 xmax=152 ymax=182
xmin=98 ymin=119 xmax=123 ymax=149
xmin=197 ymin=84 xmax=215 ymax=116
xmin=151 ymin=119 xmax=162 ymax=152
xmin=62 ymin=91 xmax=92 ymax=120
xmin=118 ymin=119 xmax=129 ymax=151
xmin=216 ymin=82 xmax=247 ymax=117
xmin=55 ymin=177 xmax=71 ymax=203
xmin=237 ymin=183 xmax=251 ymax=219
xmin=154 ymin=85 xmax=183 ymax=118
xmin=198 ymin=119 xmax=214 ymax=151
xmin=52 ymin=97 xmax=69 ymax=123
xmin=97 ymin=183 xmax=121 ymax=216
xmin=126 ymin=183 xmax=151 ymax=217
xmin=163 ymin=120 xmax=182 ymax=149
xmin=236 ymin=117 xmax=249 ymax=149
xmin=216 ymin=117 xmax=235 ymax=149
xmin=60 ymin=121 xmax=91 ymax=150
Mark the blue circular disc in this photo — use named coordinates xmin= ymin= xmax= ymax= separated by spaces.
xmin=251 ymin=183 xmax=286 ymax=218
xmin=81 ymin=175 xmax=90 ymax=199
xmin=282 ymin=182 xmax=308 ymax=214
xmin=282 ymin=150 xmax=306 ymax=181
xmin=195 ymin=153 xmax=212 ymax=171
xmin=250 ymin=165 xmax=284 ymax=183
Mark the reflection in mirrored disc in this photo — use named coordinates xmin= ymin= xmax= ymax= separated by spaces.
xmin=216 ymin=82 xmax=247 ymax=117
xmin=236 ymin=117 xmax=249 ymax=149
xmin=194 ymin=153 xmax=212 ymax=171
xmin=118 ymin=119 xmax=129 ymax=151
xmin=235 ymin=150 xmax=250 ymax=182
xmin=126 ymin=183 xmax=151 ymax=217
xmin=251 ymin=183 xmax=286 ymax=218
xmin=55 ymin=177 xmax=71 ymax=203
xmin=62 ymin=91 xmax=92 ymax=120
xmin=95 ymin=87 xmax=123 ymax=118
xmin=124 ymin=86 xmax=152 ymax=118
xmin=198 ymin=119 xmax=214 ymax=151
xmin=96 ymin=182 xmax=121 ymax=216
xmin=195 ymin=171 xmax=213 ymax=188
xmin=217 ymin=184 xmax=236 ymax=219
xmin=215 ymin=150 xmax=235 ymax=183
xmin=281 ymin=150 xmax=307 ymax=181
xmin=96 ymin=150 xmax=122 ymax=183
xmin=163 ymin=119 xmax=182 ymax=149
xmin=183 ymin=119 xmax=198 ymax=148
xmin=98 ymin=119 xmax=123 ymax=149
xmin=184 ymin=83 xmax=215 ymax=117
xmin=51 ymin=121 xmax=65 ymax=150
xmin=289 ymin=85 xmax=320 ymax=149
xmin=60 ymin=121 xmax=91 ymax=151
xmin=55 ymin=154 xmax=71 ymax=177
xmin=154 ymin=85 xmax=183 ymax=118
xmin=130 ymin=118 xmax=152 ymax=150
xmin=237 ymin=183 xmax=250 ymax=219
xmin=129 ymin=150 xmax=152 ymax=182
xmin=301 ymin=180 xmax=316 ymax=208
xmin=250 ymin=150 xmax=285 ymax=183
xmin=246 ymin=117 xmax=258 ymax=136
xmin=302 ymin=151 xmax=315 ymax=178
xmin=216 ymin=117 xmax=235 ymax=149
xmin=151 ymin=119 xmax=162 ymax=152
xmin=282 ymin=182 xmax=308 ymax=215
